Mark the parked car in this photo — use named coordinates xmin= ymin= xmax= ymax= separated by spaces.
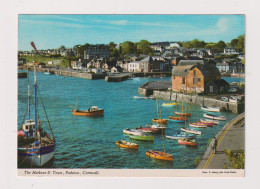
xmin=228 ymin=88 xmax=237 ymax=93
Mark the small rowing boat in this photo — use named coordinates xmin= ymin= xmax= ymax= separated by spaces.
xmin=181 ymin=127 xmax=201 ymax=135
xmin=161 ymin=102 xmax=180 ymax=107
xmin=197 ymin=121 xmax=214 ymax=127
xmin=71 ymin=106 xmax=104 ymax=116
xmin=168 ymin=116 xmax=187 ymax=122
xmin=146 ymin=124 xmax=167 ymax=130
xmin=175 ymin=111 xmax=191 ymax=117
xmin=136 ymin=126 xmax=159 ymax=133
xmin=189 ymin=122 xmax=207 ymax=128
xmin=203 ymin=113 xmax=227 ymax=121
xmin=200 ymin=119 xmax=219 ymax=125
xmin=129 ymin=134 xmax=154 ymax=141
xmin=152 ymin=118 xmax=168 ymax=125
xmin=166 ymin=132 xmax=196 ymax=140
xmin=201 ymin=106 xmax=220 ymax=112
xmin=115 ymin=140 xmax=139 ymax=149
xmin=178 ymin=139 xmax=198 ymax=146
xmin=145 ymin=150 xmax=173 ymax=161
xmin=123 ymin=128 xmax=143 ymax=135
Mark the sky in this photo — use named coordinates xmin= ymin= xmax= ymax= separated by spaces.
xmin=18 ymin=14 xmax=245 ymax=51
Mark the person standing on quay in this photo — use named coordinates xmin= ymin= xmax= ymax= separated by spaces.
xmin=212 ymin=137 xmax=218 ymax=154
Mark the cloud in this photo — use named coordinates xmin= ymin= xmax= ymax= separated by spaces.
xmin=108 ymin=20 xmax=128 ymax=25
xmin=19 ymin=19 xmax=90 ymax=29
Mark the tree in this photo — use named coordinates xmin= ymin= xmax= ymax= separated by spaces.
xmin=121 ymin=41 xmax=135 ymax=55
xmin=215 ymin=40 xmax=226 ymax=50
xmin=230 ymin=38 xmax=239 ymax=47
xmin=236 ymin=34 xmax=245 ymax=53
xmin=109 ymin=42 xmax=120 ymax=58
xmin=137 ymin=40 xmax=153 ymax=55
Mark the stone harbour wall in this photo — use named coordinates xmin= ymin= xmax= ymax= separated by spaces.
xmin=153 ymin=91 xmax=244 ymax=114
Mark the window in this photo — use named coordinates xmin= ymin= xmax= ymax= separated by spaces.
xmin=193 ymin=78 xmax=197 ymax=84
xmin=210 ymin=86 xmax=214 ymax=92
xmin=26 ymin=126 xmax=28 ymax=130
xmin=173 ymin=76 xmax=175 ymax=79
xmin=194 ymin=70 xmax=197 ymax=77
xmin=182 ymin=77 xmax=185 ymax=84
xmin=198 ymin=78 xmax=201 ymax=82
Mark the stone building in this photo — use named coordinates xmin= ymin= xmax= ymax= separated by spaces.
xmin=171 ymin=60 xmax=221 ymax=93
xmin=84 ymin=45 xmax=110 ymax=59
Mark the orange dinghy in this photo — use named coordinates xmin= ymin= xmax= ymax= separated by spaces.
xmin=178 ymin=139 xmax=198 ymax=146
xmin=152 ymin=118 xmax=168 ymax=125
xmin=116 ymin=140 xmax=139 ymax=149
xmin=175 ymin=111 xmax=191 ymax=117
xmin=71 ymin=106 xmax=104 ymax=116
xmin=145 ymin=150 xmax=173 ymax=161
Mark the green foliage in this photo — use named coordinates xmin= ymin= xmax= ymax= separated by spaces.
xmin=109 ymin=42 xmax=120 ymax=58
xmin=241 ymin=57 xmax=245 ymax=65
xmin=194 ymin=156 xmax=202 ymax=166
xmin=181 ymin=39 xmax=206 ymax=48
xmin=224 ymin=149 xmax=245 ymax=169
xmin=121 ymin=41 xmax=136 ymax=55
xmin=61 ymin=59 xmax=70 ymax=68
xmin=231 ymin=38 xmax=239 ymax=47
xmin=236 ymin=34 xmax=245 ymax=53
xmin=137 ymin=40 xmax=153 ymax=55
xmin=215 ymin=40 xmax=226 ymax=50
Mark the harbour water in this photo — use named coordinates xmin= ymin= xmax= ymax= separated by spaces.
xmin=18 ymin=72 xmax=244 ymax=169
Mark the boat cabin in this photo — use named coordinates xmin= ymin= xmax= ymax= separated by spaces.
xmin=22 ymin=120 xmax=36 ymax=137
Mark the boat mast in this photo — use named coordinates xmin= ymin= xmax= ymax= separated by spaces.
xmin=156 ymin=98 xmax=159 ymax=119
xmin=34 ymin=65 xmax=38 ymax=132
xmin=27 ymin=70 xmax=31 ymax=120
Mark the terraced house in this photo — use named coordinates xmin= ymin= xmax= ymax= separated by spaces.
xmin=171 ymin=60 xmax=221 ymax=93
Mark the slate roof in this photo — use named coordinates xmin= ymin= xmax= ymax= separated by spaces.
xmin=172 ymin=60 xmax=220 ymax=77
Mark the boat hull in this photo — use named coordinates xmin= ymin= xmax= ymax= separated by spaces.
xmin=129 ymin=134 xmax=154 ymax=141
xmin=18 ymin=144 xmax=55 ymax=167
xmin=189 ymin=123 xmax=207 ymax=128
xmin=181 ymin=128 xmax=201 ymax=135
xmin=116 ymin=140 xmax=139 ymax=149
xmin=145 ymin=150 xmax=173 ymax=161
xmin=166 ymin=134 xmax=196 ymax=140
xmin=201 ymin=106 xmax=220 ymax=112
xmin=175 ymin=111 xmax=191 ymax=117
xmin=71 ymin=109 xmax=104 ymax=116
xmin=197 ymin=121 xmax=214 ymax=127
xmin=203 ymin=113 xmax=227 ymax=121
xmin=162 ymin=103 xmax=179 ymax=106
xmin=200 ymin=119 xmax=219 ymax=125
xmin=152 ymin=118 xmax=168 ymax=125
xmin=168 ymin=116 xmax=187 ymax=122
xmin=178 ymin=139 xmax=198 ymax=146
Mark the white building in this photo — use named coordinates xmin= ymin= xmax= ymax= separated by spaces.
xmin=224 ymin=47 xmax=238 ymax=54
xmin=128 ymin=61 xmax=140 ymax=72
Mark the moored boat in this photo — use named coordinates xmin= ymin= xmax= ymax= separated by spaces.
xmin=152 ymin=118 xmax=168 ymax=125
xmin=201 ymin=106 xmax=220 ymax=112
xmin=123 ymin=128 xmax=143 ymax=135
xmin=166 ymin=132 xmax=196 ymax=140
xmin=189 ymin=122 xmax=207 ymax=128
xmin=145 ymin=150 xmax=173 ymax=161
xmin=200 ymin=119 xmax=219 ymax=125
xmin=175 ymin=111 xmax=191 ymax=117
xmin=129 ymin=134 xmax=154 ymax=141
xmin=178 ymin=139 xmax=198 ymax=146
xmin=203 ymin=113 xmax=227 ymax=121
xmin=181 ymin=127 xmax=201 ymax=135
xmin=18 ymin=65 xmax=55 ymax=167
xmin=161 ymin=102 xmax=180 ymax=106
xmin=146 ymin=124 xmax=167 ymax=130
xmin=71 ymin=106 xmax=104 ymax=116
xmin=115 ymin=140 xmax=139 ymax=149
xmin=168 ymin=116 xmax=187 ymax=122
xmin=197 ymin=121 xmax=214 ymax=127
xmin=136 ymin=126 xmax=159 ymax=133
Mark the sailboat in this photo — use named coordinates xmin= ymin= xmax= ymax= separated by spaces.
xmin=71 ymin=97 xmax=104 ymax=116
xmin=152 ymin=98 xmax=168 ymax=125
xmin=18 ymin=67 xmax=56 ymax=167
xmin=178 ymin=107 xmax=198 ymax=146
xmin=175 ymin=98 xmax=191 ymax=117
xmin=146 ymin=123 xmax=173 ymax=161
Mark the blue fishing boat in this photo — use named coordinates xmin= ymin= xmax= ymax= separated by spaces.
xmin=17 ymin=66 xmax=55 ymax=167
